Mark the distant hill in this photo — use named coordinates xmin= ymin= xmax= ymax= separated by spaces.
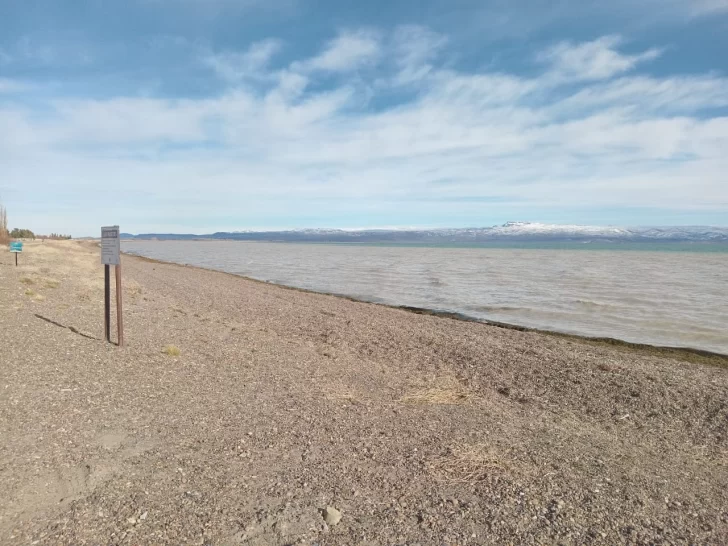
xmin=119 ymin=222 xmax=728 ymax=243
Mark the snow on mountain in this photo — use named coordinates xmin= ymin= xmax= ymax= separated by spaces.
xmin=488 ymin=222 xmax=632 ymax=237
xmin=422 ymin=222 xmax=728 ymax=240
xmin=630 ymin=226 xmax=728 ymax=240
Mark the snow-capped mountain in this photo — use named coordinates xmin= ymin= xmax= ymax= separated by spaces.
xmin=121 ymin=222 xmax=728 ymax=243
xmin=473 ymin=222 xmax=728 ymax=240
xmin=489 ymin=221 xmax=631 ymax=237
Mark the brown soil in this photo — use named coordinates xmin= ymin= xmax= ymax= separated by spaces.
xmin=1 ymin=240 xmax=726 ymax=545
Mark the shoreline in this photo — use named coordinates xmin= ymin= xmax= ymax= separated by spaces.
xmin=124 ymin=250 xmax=728 ymax=366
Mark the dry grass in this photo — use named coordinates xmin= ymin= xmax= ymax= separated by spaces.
xmin=20 ymin=277 xmax=35 ymax=285
xmin=162 ymin=345 xmax=181 ymax=356
xmin=126 ymin=281 xmax=142 ymax=297
xmin=28 ymin=240 xmax=103 ymax=291
xmin=401 ymin=376 xmax=477 ymax=405
xmin=320 ymin=384 xmax=359 ymax=403
xmin=23 ymin=288 xmax=45 ymax=301
xmin=428 ymin=443 xmax=507 ymax=484
xmin=44 ymin=279 xmax=60 ymax=289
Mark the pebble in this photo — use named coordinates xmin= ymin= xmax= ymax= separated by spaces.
xmin=323 ymin=506 xmax=342 ymax=526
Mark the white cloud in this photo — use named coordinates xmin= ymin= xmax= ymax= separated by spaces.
xmin=48 ymin=98 xmax=214 ymax=144
xmin=690 ymin=0 xmax=728 ymax=15
xmin=15 ymin=36 xmax=56 ymax=64
xmin=295 ymin=29 xmax=381 ymax=73
xmin=2 ymin=30 xmax=727 ymax=235
xmin=204 ymin=39 xmax=283 ymax=82
xmin=0 ymin=36 xmax=93 ymax=66
xmin=393 ymin=25 xmax=447 ymax=66
xmin=427 ymin=72 xmax=538 ymax=107
xmin=552 ymin=75 xmax=728 ymax=116
xmin=538 ymin=36 xmax=662 ymax=82
xmin=275 ymin=71 xmax=309 ymax=99
xmin=141 ymin=0 xmax=285 ymax=12
xmin=0 ymin=79 xmax=30 ymax=93
xmin=0 ymin=33 xmax=94 ymax=69
xmin=390 ymin=25 xmax=448 ymax=85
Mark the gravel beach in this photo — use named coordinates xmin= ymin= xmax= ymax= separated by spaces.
xmin=1 ymin=240 xmax=727 ymax=545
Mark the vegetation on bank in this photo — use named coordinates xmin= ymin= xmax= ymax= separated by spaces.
xmin=10 ymin=228 xmax=35 ymax=239
xmin=38 ymin=233 xmax=72 ymax=240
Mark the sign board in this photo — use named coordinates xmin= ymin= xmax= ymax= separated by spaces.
xmin=101 ymin=225 xmax=121 ymax=265
xmin=9 ymin=242 xmax=23 ymax=253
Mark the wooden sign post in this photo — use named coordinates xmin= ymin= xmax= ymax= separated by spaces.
xmin=101 ymin=226 xmax=124 ymax=346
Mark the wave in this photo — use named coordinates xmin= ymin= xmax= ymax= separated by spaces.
xmin=468 ymin=304 xmax=528 ymax=313
xmin=574 ymin=299 xmax=615 ymax=308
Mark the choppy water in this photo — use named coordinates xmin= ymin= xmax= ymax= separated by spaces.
xmin=123 ymin=241 xmax=728 ymax=354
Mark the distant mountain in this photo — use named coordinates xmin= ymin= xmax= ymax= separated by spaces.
xmin=120 ymin=222 xmax=728 ymax=243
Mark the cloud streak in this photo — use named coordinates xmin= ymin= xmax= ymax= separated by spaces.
xmin=690 ymin=0 xmax=728 ymax=15
xmin=294 ymin=29 xmax=381 ymax=73
xmin=0 ymin=78 xmax=30 ymax=93
xmin=537 ymin=36 xmax=662 ymax=82
xmin=204 ymin=39 xmax=283 ymax=82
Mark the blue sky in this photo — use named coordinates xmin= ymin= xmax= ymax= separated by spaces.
xmin=1 ymin=0 xmax=727 ymax=236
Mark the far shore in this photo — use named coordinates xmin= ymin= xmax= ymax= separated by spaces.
xmin=119 ymin=237 xmax=728 ymax=250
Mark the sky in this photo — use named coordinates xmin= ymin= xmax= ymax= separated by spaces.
xmin=1 ymin=1 xmax=727 ymax=236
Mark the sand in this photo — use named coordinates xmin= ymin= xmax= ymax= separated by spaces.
xmin=1 ymin=240 xmax=726 ymax=545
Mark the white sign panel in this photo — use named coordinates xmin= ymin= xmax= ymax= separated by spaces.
xmin=101 ymin=225 xmax=121 ymax=265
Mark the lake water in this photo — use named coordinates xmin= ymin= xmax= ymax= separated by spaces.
xmin=122 ymin=241 xmax=728 ymax=355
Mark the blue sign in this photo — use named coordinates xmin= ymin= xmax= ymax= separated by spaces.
xmin=9 ymin=242 xmax=23 ymax=252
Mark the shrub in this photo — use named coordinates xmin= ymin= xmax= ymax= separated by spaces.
xmin=162 ymin=345 xmax=181 ymax=356
xmin=10 ymin=228 xmax=35 ymax=239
